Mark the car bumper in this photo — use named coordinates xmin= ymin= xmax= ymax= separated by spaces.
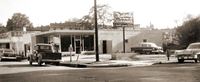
xmin=1 ymin=56 xmax=18 ymax=60
xmin=41 ymin=59 xmax=61 ymax=62
xmin=176 ymin=54 xmax=197 ymax=60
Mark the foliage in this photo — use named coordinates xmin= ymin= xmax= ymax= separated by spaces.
xmin=176 ymin=16 xmax=200 ymax=48
xmin=6 ymin=13 xmax=33 ymax=31
xmin=80 ymin=4 xmax=112 ymax=29
xmin=0 ymin=23 xmax=7 ymax=33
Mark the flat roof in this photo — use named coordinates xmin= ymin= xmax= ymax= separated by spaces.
xmin=34 ymin=30 xmax=95 ymax=36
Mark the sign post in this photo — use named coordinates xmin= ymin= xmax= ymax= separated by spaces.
xmin=113 ymin=12 xmax=134 ymax=53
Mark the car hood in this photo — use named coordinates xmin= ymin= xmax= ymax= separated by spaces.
xmin=175 ymin=49 xmax=200 ymax=55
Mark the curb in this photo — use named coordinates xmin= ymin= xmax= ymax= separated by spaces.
xmin=60 ymin=63 xmax=87 ymax=68
xmin=85 ymin=63 xmax=131 ymax=68
xmin=60 ymin=62 xmax=131 ymax=68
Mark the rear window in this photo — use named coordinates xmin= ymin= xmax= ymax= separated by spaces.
xmin=39 ymin=45 xmax=51 ymax=50
xmin=139 ymin=43 xmax=158 ymax=47
xmin=187 ymin=44 xmax=200 ymax=49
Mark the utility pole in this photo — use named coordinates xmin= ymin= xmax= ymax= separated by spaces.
xmin=123 ymin=26 xmax=125 ymax=53
xmin=94 ymin=0 xmax=99 ymax=61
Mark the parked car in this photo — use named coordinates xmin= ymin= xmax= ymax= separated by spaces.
xmin=131 ymin=42 xmax=164 ymax=54
xmin=0 ymin=49 xmax=22 ymax=61
xmin=175 ymin=42 xmax=200 ymax=63
xmin=28 ymin=43 xmax=62 ymax=66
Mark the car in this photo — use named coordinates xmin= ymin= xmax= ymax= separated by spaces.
xmin=175 ymin=42 xmax=200 ymax=63
xmin=28 ymin=43 xmax=62 ymax=66
xmin=0 ymin=49 xmax=22 ymax=61
xmin=131 ymin=42 xmax=164 ymax=54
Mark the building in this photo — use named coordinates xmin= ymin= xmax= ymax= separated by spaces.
xmin=49 ymin=22 xmax=93 ymax=30
xmin=26 ymin=30 xmax=95 ymax=55
xmin=0 ymin=31 xmax=37 ymax=55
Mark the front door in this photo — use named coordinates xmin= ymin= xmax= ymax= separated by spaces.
xmin=75 ymin=40 xmax=81 ymax=54
xmin=103 ymin=40 xmax=107 ymax=54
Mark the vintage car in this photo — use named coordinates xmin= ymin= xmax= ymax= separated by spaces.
xmin=28 ymin=43 xmax=62 ymax=66
xmin=131 ymin=42 xmax=164 ymax=54
xmin=0 ymin=49 xmax=22 ymax=61
xmin=175 ymin=42 xmax=200 ymax=63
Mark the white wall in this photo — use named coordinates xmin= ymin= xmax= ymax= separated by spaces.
xmin=98 ymin=29 xmax=140 ymax=53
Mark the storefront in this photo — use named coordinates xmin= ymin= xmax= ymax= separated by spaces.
xmin=32 ymin=30 xmax=95 ymax=54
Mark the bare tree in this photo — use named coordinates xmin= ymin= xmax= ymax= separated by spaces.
xmin=81 ymin=4 xmax=113 ymax=29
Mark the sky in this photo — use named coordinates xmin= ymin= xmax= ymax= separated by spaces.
xmin=1 ymin=0 xmax=200 ymax=29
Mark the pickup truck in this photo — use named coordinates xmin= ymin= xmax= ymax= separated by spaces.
xmin=175 ymin=42 xmax=200 ymax=63
xmin=28 ymin=43 xmax=62 ymax=66
xmin=131 ymin=42 xmax=164 ymax=54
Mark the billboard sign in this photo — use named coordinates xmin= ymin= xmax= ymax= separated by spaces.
xmin=113 ymin=12 xmax=134 ymax=27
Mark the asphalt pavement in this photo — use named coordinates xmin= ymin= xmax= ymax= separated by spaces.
xmin=60 ymin=54 xmax=178 ymax=67
xmin=1 ymin=62 xmax=200 ymax=82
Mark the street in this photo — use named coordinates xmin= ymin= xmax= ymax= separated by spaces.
xmin=0 ymin=59 xmax=200 ymax=82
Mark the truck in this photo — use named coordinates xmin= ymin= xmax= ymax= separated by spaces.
xmin=27 ymin=43 xmax=62 ymax=66
xmin=131 ymin=42 xmax=164 ymax=54
xmin=175 ymin=42 xmax=200 ymax=63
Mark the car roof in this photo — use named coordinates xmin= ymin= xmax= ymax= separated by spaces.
xmin=35 ymin=43 xmax=52 ymax=46
xmin=191 ymin=42 xmax=200 ymax=44
xmin=140 ymin=42 xmax=156 ymax=45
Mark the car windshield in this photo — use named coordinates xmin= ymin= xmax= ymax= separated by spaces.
xmin=187 ymin=44 xmax=200 ymax=49
xmin=39 ymin=45 xmax=51 ymax=50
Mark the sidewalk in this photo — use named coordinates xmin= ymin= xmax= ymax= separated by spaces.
xmin=60 ymin=54 xmax=177 ymax=68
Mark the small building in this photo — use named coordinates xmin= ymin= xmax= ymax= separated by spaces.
xmin=0 ymin=31 xmax=36 ymax=55
xmin=28 ymin=30 xmax=95 ymax=54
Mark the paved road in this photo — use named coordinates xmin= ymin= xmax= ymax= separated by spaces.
xmin=1 ymin=61 xmax=200 ymax=82
xmin=0 ymin=60 xmax=82 ymax=74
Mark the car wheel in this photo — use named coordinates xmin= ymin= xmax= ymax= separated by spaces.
xmin=195 ymin=59 xmax=198 ymax=63
xmin=0 ymin=57 xmax=1 ymax=61
xmin=38 ymin=54 xmax=43 ymax=66
xmin=197 ymin=55 xmax=200 ymax=61
xmin=29 ymin=60 xmax=33 ymax=65
xmin=29 ymin=57 xmax=33 ymax=65
xmin=178 ymin=59 xmax=184 ymax=63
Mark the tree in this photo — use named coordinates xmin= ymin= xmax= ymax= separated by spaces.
xmin=176 ymin=16 xmax=200 ymax=48
xmin=80 ymin=4 xmax=113 ymax=29
xmin=6 ymin=13 xmax=33 ymax=31
xmin=0 ymin=23 xmax=7 ymax=33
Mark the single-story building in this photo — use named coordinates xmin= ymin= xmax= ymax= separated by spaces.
xmin=27 ymin=30 xmax=95 ymax=55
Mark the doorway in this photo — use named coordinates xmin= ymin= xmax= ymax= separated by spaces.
xmin=103 ymin=40 xmax=107 ymax=54
xmin=75 ymin=40 xmax=81 ymax=54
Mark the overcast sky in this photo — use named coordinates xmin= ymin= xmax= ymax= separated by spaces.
xmin=0 ymin=0 xmax=200 ymax=28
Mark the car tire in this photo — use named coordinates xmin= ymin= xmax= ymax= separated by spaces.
xmin=38 ymin=54 xmax=43 ymax=66
xmin=29 ymin=60 xmax=33 ymax=65
xmin=29 ymin=57 xmax=33 ymax=65
xmin=194 ymin=59 xmax=198 ymax=63
xmin=197 ymin=55 xmax=200 ymax=61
